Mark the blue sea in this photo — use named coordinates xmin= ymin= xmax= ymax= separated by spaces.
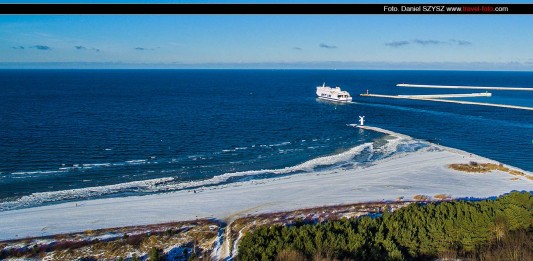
xmin=0 ymin=69 xmax=532 ymax=211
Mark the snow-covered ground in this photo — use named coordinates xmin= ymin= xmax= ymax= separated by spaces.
xmin=1 ymin=127 xmax=531 ymax=241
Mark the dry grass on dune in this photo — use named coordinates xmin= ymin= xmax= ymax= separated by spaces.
xmin=449 ymin=162 xmax=531 ymax=180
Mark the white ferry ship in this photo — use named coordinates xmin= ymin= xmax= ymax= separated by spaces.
xmin=316 ymin=83 xmax=352 ymax=102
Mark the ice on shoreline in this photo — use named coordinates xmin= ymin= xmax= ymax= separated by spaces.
xmin=0 ymin=126 xmax=531 ymax=241
xmin=0 ymin=142 xmax=374 ymax=212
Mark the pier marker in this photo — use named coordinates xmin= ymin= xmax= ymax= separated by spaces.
xmin=359 ymin=116 xmax=365 ymax=126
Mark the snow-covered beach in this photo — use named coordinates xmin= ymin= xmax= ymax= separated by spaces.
xmin=1 ymin=127 xmax=531 ymax=241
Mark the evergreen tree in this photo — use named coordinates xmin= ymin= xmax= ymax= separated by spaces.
xmin=237 ymin=191 xmax=533 ymax=261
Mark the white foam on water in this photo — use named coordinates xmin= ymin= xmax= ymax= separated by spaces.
xmin=82 ymin=163 xmax=112 ymax=168
xmin=0 ymin=142 xmax=376 ymax=211
xmin=9 ymin=157 xmax=166 ymax=179
xmin=0 ymin=177 xmax=175 ymax=211
xmin=221 ymin=146 xmax=248 ymax=153
xmin=152 ymin=142 xmax=375 ymax=192
xmin=11 ymin=170 xmax=67 ymax=176
xmin=125 ymin=159 xmax=147 ymax=164
xmin=268 ymin=141 xmax=291 ymax=147
xmin=2 ymin=131 xmax=416 ymax=212
xmin=278 ymin=148 xmax=304 ymax=154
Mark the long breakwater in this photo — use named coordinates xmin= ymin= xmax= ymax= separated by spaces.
xmin=397 ymin=83 xmax=533 ymax=91
xmin=360 ymin=94 xmax=533 ymax=111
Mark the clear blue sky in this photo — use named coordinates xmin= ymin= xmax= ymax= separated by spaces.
xmin=1 ymin=1 xmax=533 ymax=70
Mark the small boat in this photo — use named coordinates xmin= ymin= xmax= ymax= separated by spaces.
xmin=316 ymin=83 xmax=352 ymax=102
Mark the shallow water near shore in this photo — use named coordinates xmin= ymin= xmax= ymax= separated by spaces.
xmin=0 ymin=69 xmax=532 ymax=211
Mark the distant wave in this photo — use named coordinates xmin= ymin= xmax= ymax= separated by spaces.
xmin=11 ymin=170 xmax=68 ymax=176
xmin=268 ymin=141 xmax=291 ymax=147
xmin=82 ymin=163 xmax=112 ymax=167
xmin=124 ymin=159 xmax=148 ymax=165
xmin=7 ymin=159 xmax=154 ymax=179
xmin=6 ymin=137 xmax=338 ymax=181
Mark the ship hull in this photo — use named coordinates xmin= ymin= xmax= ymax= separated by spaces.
xmin=317 ymin=96 xmax=352 ymax=103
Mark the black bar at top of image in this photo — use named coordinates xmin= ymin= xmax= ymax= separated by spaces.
xmin=1 ymin=4 xmax=533 ymax=15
